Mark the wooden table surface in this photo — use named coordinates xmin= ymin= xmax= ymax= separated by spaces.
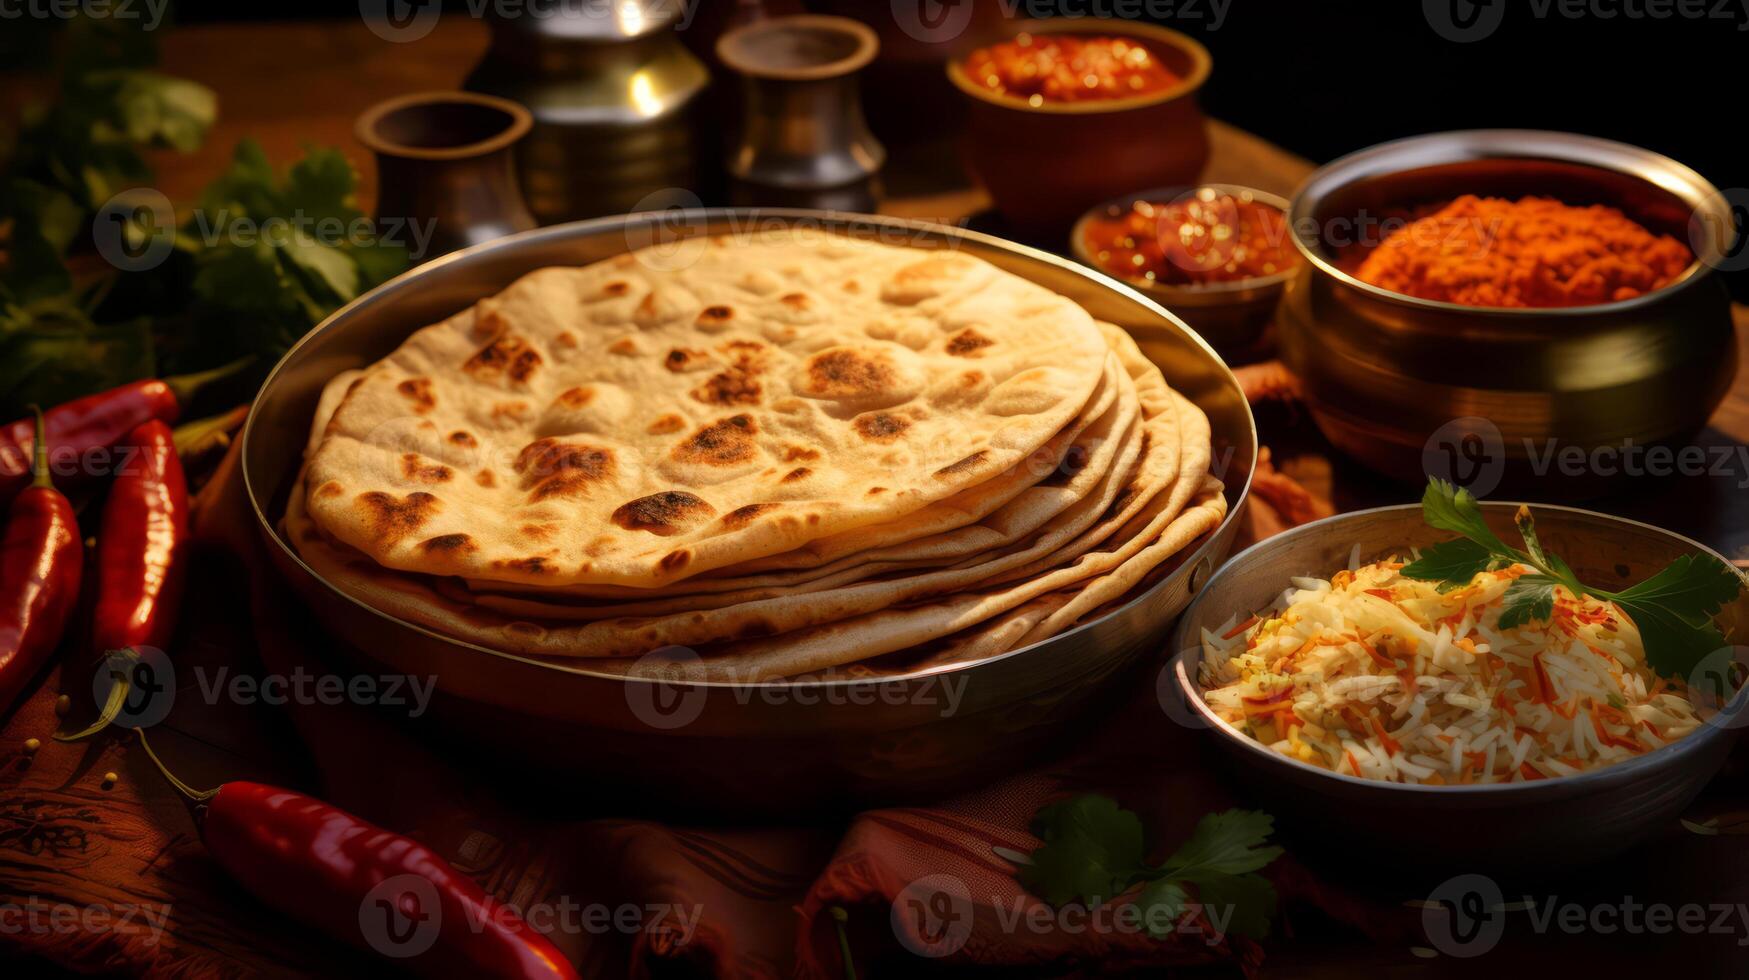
xmin=6 ymin=16 xmax=1747 ymax=980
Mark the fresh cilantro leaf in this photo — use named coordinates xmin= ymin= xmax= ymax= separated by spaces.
xmin=1411 ymin=478 xmax=1743 ymax=684
xmin=1422 ymin=479 xmax=1515 ymax=558
xmin=1498 ymin=575 xmax=1559 ymax=631
xmin=1020 ymin=799 xmax=1282 ymax=943
xmin=1612 ymin=596 xmax=1733 ymax=683
xmin=1188 ymin=871 xmax=1278 ymax=940
xmin=1400 ymin=538 xmax=1495 ymax=589
xmin=281 ymin=146 xmax=359 ymax=224
xmin=1020 ymin=794 xmax=1146 ymax=906
xmin=1134 ymin=878 xmax=1189 ymax=938
xmin=1160 ymin=809 xmax=1284 ymax=878
xmin=1607 ymin=554 xmax=1742 ymax=619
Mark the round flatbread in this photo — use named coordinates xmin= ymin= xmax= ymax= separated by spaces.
xmin=301 ymin=237 xmax=1111 ymax=589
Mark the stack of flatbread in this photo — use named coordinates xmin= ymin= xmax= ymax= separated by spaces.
xmin=286 ymin=236 xmax=1224 ymax=680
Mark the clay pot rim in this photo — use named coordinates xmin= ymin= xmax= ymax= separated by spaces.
xmin=716 ymin=14 xmax=879 ymax=82
xmin=946 ymin=18 xmax=1212 ymax=115
xmin=355 ymin=91 xmax=533 ymax=163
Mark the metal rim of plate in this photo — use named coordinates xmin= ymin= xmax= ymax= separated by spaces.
xmin=241 ymin=209 xmax=1258 ymax=694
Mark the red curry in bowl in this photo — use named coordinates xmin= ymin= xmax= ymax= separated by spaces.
xmin=1081 ymin=188 xmax=1299 ymax=287
xmin=963 ymin=33 xmax=1182 ymax=105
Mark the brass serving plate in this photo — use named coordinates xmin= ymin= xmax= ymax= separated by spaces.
xmin=241 ymin=210 xmax=1256 ymax=815
xmin=1279 ymin=130 xmax=1739 ymax=492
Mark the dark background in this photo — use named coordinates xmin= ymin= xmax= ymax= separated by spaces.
xmin=164 ymin=0 xmax=1745 ymax=199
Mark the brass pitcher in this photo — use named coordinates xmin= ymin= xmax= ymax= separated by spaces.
xmin=464 ymin=0 xmax=710 ymax=223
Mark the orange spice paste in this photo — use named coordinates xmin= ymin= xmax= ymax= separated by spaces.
xmin=963 ymin=34 xmax=1181 ymax=106
xmin=1353 ymin=195 xmax=1692 ymax=308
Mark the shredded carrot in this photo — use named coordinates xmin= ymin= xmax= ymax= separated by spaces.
xmin=1222 ymin=615 xmax=1259 ymax=640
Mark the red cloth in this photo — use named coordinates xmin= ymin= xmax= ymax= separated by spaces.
xmin=2 ymin=376 xmax=1381 ymax=977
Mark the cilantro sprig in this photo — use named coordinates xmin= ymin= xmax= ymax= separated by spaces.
xmin=1018 ymin=794 xmax=1283 ymax=940
xmin=1401 ymin=479 xmax=1744 ymax=681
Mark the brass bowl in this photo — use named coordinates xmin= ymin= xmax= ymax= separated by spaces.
xmin=240 ymin=210 xmax=1256 ymax=816
xmin=1278 ymin=130 xmax=1739 ymax=493
xmin=1070 ymin=184 xmax=1295 ymax=362
xmin=1167 ymin=502 xmax=1748 ymax=878
xmin=946 ymin=19 xmax=1212 ymax=237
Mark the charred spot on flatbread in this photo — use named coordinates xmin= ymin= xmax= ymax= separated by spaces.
xmin=514 ymin=438 xmax=616 ymax=501
xmin=672 ymin=415 xmax=758 ymax=467
xmin=853 ymin=412 xmax=909 ymax=443
xmin=396 ymin=378 xmax=436 ymax=413
xmin=611 ymin=491 xmax=717 ymax=536
xmin=355 ymin=491 xmax=439 ymax=543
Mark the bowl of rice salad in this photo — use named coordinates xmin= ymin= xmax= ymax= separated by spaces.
xmin=1169 ymin=502 xmax=1747 ymax=874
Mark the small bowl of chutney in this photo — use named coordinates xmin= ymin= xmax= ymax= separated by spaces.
xmin=1072 ymin=184 xmax=1298 ymax=361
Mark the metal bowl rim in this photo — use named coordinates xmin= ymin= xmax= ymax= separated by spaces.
xmin=944 ymin=18 xmax=1212 ymax=115
xmin=1168 ymin=500 xmax=1747 ymax=797
xmin=1068 ymin=182 xmax=1299 ymax=301
xmin=242 ymin=207 xmax=1257 ymax=690
xmin=1285 ymin=128 xmax=1731 ymax=318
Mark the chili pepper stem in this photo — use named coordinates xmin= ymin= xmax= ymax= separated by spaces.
xmin=829 ymin=906 xmax=857 ymax=980
xmin=161 ymin=356 xmax=256 ymax=406
xmin=134 ymin=726 xmax=219 ymax=802
xmin=26 ymin=406 xmax=49 ymax=490
xmin=171 ymin=405 xmax=249 ymax=457
xmin=54 ymin=649 xmax=139 ymax=743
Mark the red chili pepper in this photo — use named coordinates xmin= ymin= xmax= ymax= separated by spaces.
xmin=0 ymin=407 xmax=84 ymax=715
xmin=133 ymin=729 xmax=576 ymax=980
xmin=0 ymin=381 xmax=178 ymax=504
xmin=92 ymin=420 xmax=189 ymax=655
xmin=0 ymin=358 xmax=252 ymax=506
xmin=201 ymin=782 xmax=577 ymax=979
